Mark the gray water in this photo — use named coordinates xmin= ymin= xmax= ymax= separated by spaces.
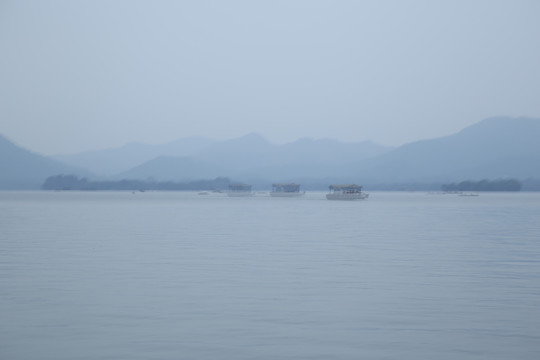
xmin=1 ymin=191 xmax=539 ymax=359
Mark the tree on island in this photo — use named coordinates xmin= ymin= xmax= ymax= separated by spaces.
xmin=441 ymin=179 xmax=522 ymax=192
xmin=42 ymin=175 xmax=231 ymax=191
xmin=42 ymin=175 xmax=90 ymax=190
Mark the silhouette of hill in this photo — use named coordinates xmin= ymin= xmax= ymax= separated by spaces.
xmin=116 ymin=156 xmax=227 ymax=181
xmin=0 ymin=135 xmax=90 ymax=189
xmin=113 ymin=133 xmax=392 ymax=181
xmin=4 ymin=116 xmax=540 ymax=190
xmin=351 ymin=116 xmax=540 ymax=183
xmin=116 ymin=118 xmax=540 ymax=185
xmin=53 ymin=136 xmax=216 ymax=175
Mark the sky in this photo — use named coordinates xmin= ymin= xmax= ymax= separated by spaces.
xmin=1 ymin=0 xmax=539 ymax=155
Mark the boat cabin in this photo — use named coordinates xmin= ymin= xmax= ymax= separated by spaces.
xmin=228 ymin=183 xmax=253 ymax=196
xmin=270 ymin=182 xmax=305 ymax=197
xmin=328 ymin=184 xmax=363 ymax=194
xmin=272 ymin=183 xmax=301 ymax=193
xmin=326 ymin=184 xmax=368 ymax=200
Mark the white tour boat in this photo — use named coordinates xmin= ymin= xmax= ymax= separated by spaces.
xmin=270 ymin=183 xmax=305 ymax=197
xmin=227 ymin=183 xmax=254 ymax=197
xmin=326 ymin=184 xmax=369 ymax=200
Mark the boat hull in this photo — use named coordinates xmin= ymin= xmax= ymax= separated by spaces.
xmin=326 ymin=193 xmax=369 ymax=200
xmin=227 ymin=192 xmax=254 ymax=197
xmin=270 ymin=192 xmax=305 ymax=197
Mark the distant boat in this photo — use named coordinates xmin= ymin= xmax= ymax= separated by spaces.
xmin=326 ymin=184 xmax=369 ymax=200
xmin=270 ymin=183 xmax=305 ymax=197
xmin=227 ymin=183 xmax=254 ymax=197
xmin=198 ymin=192 xmax=209 ymax=195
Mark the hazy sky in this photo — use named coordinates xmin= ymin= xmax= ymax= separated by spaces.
xmin=1 ymin=0 xmax=539 ymax=155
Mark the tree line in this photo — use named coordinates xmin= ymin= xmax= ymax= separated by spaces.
xmin=441 ymin=179 xmax=522 ymax=192
xmin=42 ymin=175 xmax=231 ymax=191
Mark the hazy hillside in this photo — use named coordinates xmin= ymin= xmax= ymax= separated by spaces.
xmin=114 ymin=133 xmax=393 ymax=181
xmin=194 ymin=133 xmax=277 ymax=171
xmin=195 ymin=133 xmax=391 ymax=168
xmin=116 ymin=156 xmax=227 ymax=181
xmin=351 ymin=116 xmax=540 ymax=183
xmin=0 ymin=135 xmax=90 ymax=189
xmin=67 ymin=116 xmax=540 ymax=185
xmin=53 ymin=136 xmax=216 ymax=176
xmin=4 ymin=116 xmax=540 ymax=190
xmin=278 ymin=138 xmax=390 ymax=165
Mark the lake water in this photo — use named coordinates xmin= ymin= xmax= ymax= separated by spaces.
xmin=1 ymin=191 xmax=540 ymax=359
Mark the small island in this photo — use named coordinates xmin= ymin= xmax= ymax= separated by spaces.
xmin=42 ymin=175 xmax=231 ymax=191
xmin=441 ymin=179 xmax=522 ymax=192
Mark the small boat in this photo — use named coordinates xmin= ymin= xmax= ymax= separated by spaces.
xmin=270 ymin=183 xmax=305 ymax=197
xmin=227 ymin=184 xmax=254 ymax=197
xmin=326 ymin=184 xmax=369 ymax=200
xmin=198 ymin=192 xmax=209 ymax=195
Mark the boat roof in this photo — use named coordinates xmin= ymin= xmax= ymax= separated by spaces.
xmin=272 ymin=183 xmax=300 ymax=187
xmin=329 ymin=184 xmax=362 ymax=190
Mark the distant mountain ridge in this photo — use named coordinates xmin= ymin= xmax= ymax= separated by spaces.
xmin=115 ymin=117 xmax=540 ymax=185
xmin=2 ymin=116 xmax=540 ymax=190
xmin=53 ymin=136 xmax=216 ymax=175
xmin=52 ymin=132 xmax=393 ymax=180
xmin=0 ymin=134 xmax=90 ymax=189
xmin=350 ymin=116 xmax=540 ymax=184
xmin=117 ymin=156 xmax=227 ymax=181
xmin=116 ymin=134 xmax=393 ymax=181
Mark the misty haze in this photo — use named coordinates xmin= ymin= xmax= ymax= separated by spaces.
xmin=1 ymin=1 xmax=540 ymax=359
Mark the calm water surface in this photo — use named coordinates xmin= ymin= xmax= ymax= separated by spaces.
xmin=1 ymin=191 xmax=540 ymax=359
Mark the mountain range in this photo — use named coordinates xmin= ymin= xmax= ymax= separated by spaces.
xmin=0 ymin=134 xmax=90 ymax=190
xmin=1 ymin=116 xmax=540 ymax=190
xmin=349 ymin=117 xmax=540 ymax=184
